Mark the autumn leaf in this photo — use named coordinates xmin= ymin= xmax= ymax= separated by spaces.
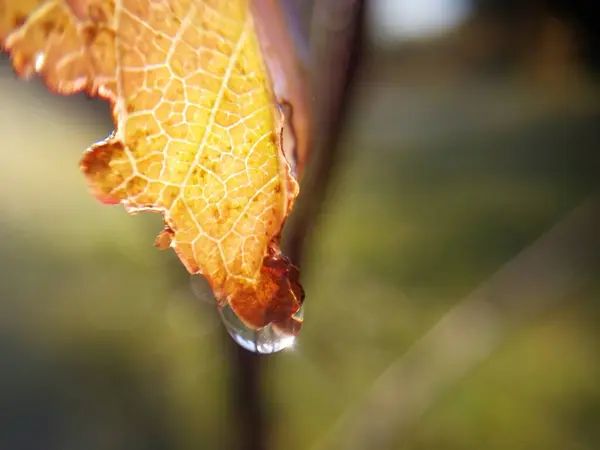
xmin=0 ymin=0 xmax=304 ymax=335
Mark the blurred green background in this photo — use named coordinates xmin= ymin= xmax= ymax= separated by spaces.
xmin=1 ymin=1 xmax=599 ymax=449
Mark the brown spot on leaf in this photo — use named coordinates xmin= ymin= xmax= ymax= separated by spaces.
xmin=13 ymin=13 xmax=27 ymax=28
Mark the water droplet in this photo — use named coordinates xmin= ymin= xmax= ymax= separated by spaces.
xmin=219 ymin=303 xmax=304 ymax=354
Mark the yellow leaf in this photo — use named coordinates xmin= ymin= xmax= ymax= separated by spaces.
xmin=0 ymin=0 xmax=304 ymax=335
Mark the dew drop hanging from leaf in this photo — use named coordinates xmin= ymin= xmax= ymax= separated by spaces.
xmin=220 ymin=302 xmax=304 ymax=354
xmin=0 ymin=0 xmax=311 ymax=353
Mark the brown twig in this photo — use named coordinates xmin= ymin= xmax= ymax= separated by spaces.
xmin=226 ymin=2 xmax=365 ymax=449
xmin=286 ymin=0 xmax=366 ymax=267
xmin=228 ymin=341 xmax=269 ymax=450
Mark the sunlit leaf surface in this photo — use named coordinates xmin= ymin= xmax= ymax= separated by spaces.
xmin=0 ymin=0 xmax=303 ymax=333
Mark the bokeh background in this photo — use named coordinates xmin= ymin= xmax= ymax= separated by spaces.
xmin=1 ymin=1 xmax=599 ymax=449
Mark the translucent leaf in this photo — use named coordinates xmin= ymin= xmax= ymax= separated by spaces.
xmin=0 ymin=0 xmax=304 ymax=337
